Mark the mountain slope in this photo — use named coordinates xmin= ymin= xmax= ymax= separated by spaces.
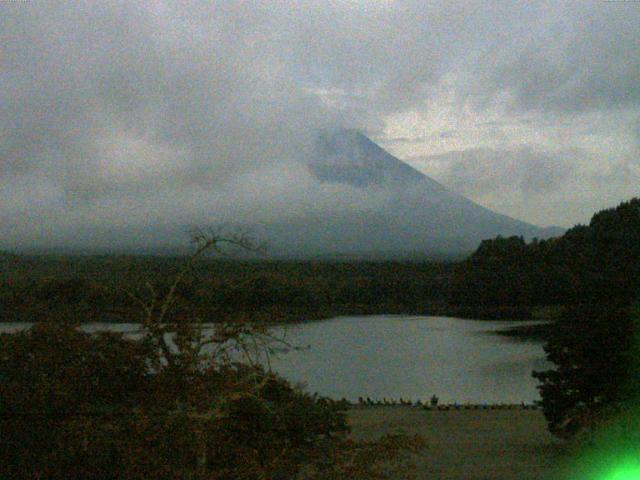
xmin=262 ymin=130 xmax=563 ymax=258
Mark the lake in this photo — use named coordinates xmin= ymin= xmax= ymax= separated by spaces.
xmin=0 ymin=316 xmax=550 ymax=404
xmin=269 ymin=316 xmax=550 ymax=404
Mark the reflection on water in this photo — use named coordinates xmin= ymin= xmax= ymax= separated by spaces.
xmin=0 ymin=316 xmax=550 ymax=404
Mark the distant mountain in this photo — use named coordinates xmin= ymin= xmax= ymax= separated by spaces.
xmin=260 ymin=129 xmax=564 ymax=258
xmin=3 ymin=129 xmax=564 ymax=258
xmin=309 ymin=129 xmax=441 ymax=188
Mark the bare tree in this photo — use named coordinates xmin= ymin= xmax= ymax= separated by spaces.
xmin=117 ymin=227 xmax=293 ymax=409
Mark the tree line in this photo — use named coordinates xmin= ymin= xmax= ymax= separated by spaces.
xmin=0 ymin=256 xmax=453 ymax=324
xmin=453 ymin=198 xmax=640 ymax=439
xmin=449 ymin=198 xmax=640 ymax=311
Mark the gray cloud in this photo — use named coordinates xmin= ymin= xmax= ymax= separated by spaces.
xmin=410 ymin=145 xmax=640 ymax=227
xmin=462 ymin=3 xmax=640 ymax=115
xmin=412 ymin=147 xmax=575 ymax=199
xmin=1 ymin=1 xmax=639 ymax=249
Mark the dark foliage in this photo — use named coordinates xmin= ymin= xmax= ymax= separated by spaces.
xmin=0 ymin=257 xmax=453 ymax=324
xmin=517 ymin=198 xmax=640 ymax=437
xmin=450 ymin=198 xmax=640 ymax=436
xmin=450 ymin=198 xmax=640 ymax=311
xmin=0 ymin=231 xmax=424 ymax=478
xmin=0 ymin=322 xmax=352 ymax=479
xmin=532 ymin=303 xmax=636 ymax=437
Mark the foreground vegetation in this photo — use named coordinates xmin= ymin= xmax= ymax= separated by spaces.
xmin=0 ymin=321 xmax=427 ymax=479
xmin=0 ymin=234 xmax=424 ymax=479
xmin=450 ymin=198 xmax=640 ymax=448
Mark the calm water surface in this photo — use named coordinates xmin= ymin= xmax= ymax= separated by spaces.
xmin=0 ymin=316 xmax=550 ymax=404
xmin=269 ymin=316 xmax=550 ymax=404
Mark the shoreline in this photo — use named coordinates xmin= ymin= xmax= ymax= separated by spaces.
xmin=0 ymin=310 xmax=556 ymax=341
xmin=347 ymin=402 xmax=541 ymax=410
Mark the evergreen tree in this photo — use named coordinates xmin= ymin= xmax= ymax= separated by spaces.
xmin=532 ymin=302 xmax=636 ymax=437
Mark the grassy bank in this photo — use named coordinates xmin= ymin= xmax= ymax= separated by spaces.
xmin=347 ymin=406 xmax=567 ymax=480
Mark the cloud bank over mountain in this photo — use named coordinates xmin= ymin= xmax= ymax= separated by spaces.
xmin=1 ymin=1 xmax=638 ymax=251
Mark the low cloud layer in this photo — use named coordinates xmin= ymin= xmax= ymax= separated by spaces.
xmin=1 ymin=1 xmax=639 ymax=249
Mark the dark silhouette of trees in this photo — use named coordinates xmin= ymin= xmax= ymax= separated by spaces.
xmin=449 ymin=198 xmax=640 ymax=437
xmin=0 ymin=320 xmax=358 ymax=479
xmin=449 ymin=198 xmax=640 ymax=315
xmin=532 ymin=303 xmax=637 ymax=437
xmin=528 ymin=199 xmax=640 ymax=437
xmin=0 ymin=231 xmax=423 ymax=478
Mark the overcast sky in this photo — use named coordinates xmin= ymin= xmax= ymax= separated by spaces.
xmin=2 ymin=1 xmax=639 ymax=248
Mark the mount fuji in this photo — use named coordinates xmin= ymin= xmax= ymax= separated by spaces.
xmin=259 ymin=129 xmax=563 ymax=258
